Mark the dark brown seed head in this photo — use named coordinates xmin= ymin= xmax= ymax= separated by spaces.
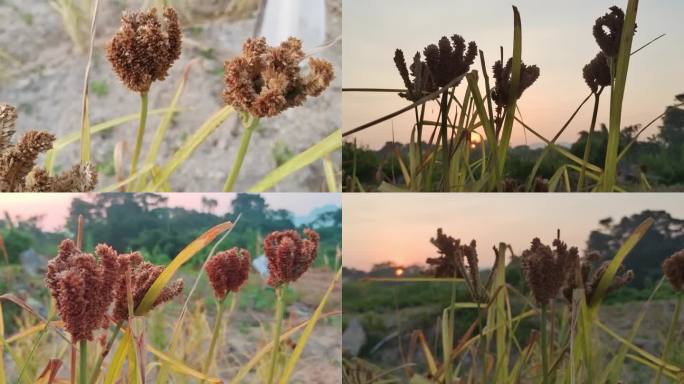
xmin=663 ymin=250 xmax=684 ymax=292
xmin=521 ymin=238 xmax=579 ymax=306
xmin=593 ymin=6 xmax=636 ymax=58
xmin=423 ymin=35 xmax=477 ymax=88
xmin=583 ymin=53 xmax=611 ymax=94
xmin=561 ymin=251 xmax=634 ymax=305
xmin=205 ymin=247 xmax=251 ymax=300
xmin=223 ymin=37 xmax=334 ymax=118
xmin=0 ymin=104 xmax=97 ymax=192
xmin=112 ymin=251 xmax=183 ymax=323
xmin=45 ymin=240 xmax=119 ymax=341
xmin=264 ymin=228 xmax=319 ymax=287
xmin=106 ymin=7 xmax=182 ymax=93
xmin=491 ymin=58 xmax=540 ymax=113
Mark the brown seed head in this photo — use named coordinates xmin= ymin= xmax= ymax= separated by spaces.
xmin=583 ymin=53 xmax=611 ymax=94
xmin=423 ymin=35 xmax=477 ymax=88
xmin=222 ymin=37 xmax=334 ymax=118
xmin=521 ymin=238 xmax=578 ymax=306
xmin=45 ymin=240 xmax=119 ymax=341
xmin=264 ymin=228 xmax=319 ymax=287
xmin=593 ymin=6 xmax=636 ymax=58
xmin=106 ymin=7 xmax=182 ymax=93
xmin=205 ymin=247 xmax=251 ymax=300
xmin=112 ymin=251 xmax=183 ymax=323
xmin=491 ymin=58 xmax=540 ymax=114
xmin=0 ymin=104 xmax=98 ymax=192
xmin=663 ymin=250 xmax=684 ymax=292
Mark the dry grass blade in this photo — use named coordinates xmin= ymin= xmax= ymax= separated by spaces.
xmin=0 ymin=303 xmax=5 ymax=384
xmin=135 ymin=221 xmax=234 ymax=315
xmin=279 ymin=268 xmax=342 ymax=383
xmin=34 ymin=359 xmax=62 ymax=384
xmin=228 ymin=311 xmax=342 ymax=384
xmin=147 ymin=105 xmax=235 ymax=190
xmin=147 ymin=345 xmax=221 ymax=383
xmin=79 ymin=0 xmax=99 ymax=164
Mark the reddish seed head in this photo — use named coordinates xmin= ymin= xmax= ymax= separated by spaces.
xmin=45 ymin=240 xmax=119 ymax=341
xmin=663 ymin=250 xmax=684 ymax=292
xmin=263 ymin=228 xmax=320 ymax=287
xmin=205 ymin=248 xmax=251 ymax=300
xmin=112 ymin=252 xmax=183 ymax=323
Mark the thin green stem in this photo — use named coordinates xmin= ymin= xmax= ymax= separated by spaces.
xmin=267 ymin=286 xmax=285 ymax=384
xmin=540 ymin=304 xmax=550 ymax=384
xmin=79 ymin=339 xmax=88 ymax=384
xmin=223 ymin=116 xmax=259 ymax=191
xmin=578 ymin=92 xmax=602 ymax=191
xmin=202 ymin=295 xmax=229 ymax=381
xmin=439 ymin=91 xmax=450 ymax=191
xmin=88 ymin=323 xmax=122 ymax=384
xmin=129 ymin=91 xmax=149 ymax=184
xmin=654 ymin=293 xmax=682 ymax=384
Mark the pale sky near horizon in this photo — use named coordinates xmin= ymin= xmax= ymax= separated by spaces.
xmin=343 ymin=193 xmax=684 ymax=271
xmin=0 ymin=193 xmax=341 ymax=231
xmin=343 ymin=0 xmax=684 ymax=149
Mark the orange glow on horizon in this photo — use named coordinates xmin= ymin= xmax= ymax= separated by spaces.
xmin=395 ymin=267 xmax=404 ymax=277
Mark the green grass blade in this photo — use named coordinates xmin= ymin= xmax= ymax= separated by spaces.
xmin=600 ymin=0 xmax=638 ymax=191
xmin=104 ymin=333 xmax=130 ymax=384
xmin=589 ymin=217 xmax=653 ymax=315
xmin=278 ymin=268 xmax=342 ymax=383
xmin=135 ymin=62 xmax=193 ymax=190
xmin=247 ymin=129 xmax=341 ymax=192
xmin=322 ymin=155 xmax=337 ymax=192
xmin=44 ymin=108 xmax=176 ymax=173
xmin=147 ymin=105 xmax=234 ymax=190
xmin=0 ymin=303 xmax=5 ymax=384
xmin=496 ymin=6 xmax=522 ymax=176
xmin=97 ymin=164 xmax=155 ymax=193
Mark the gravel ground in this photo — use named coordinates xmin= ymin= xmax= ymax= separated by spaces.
xmin=0 ymin=0 xmax=341 ymax=191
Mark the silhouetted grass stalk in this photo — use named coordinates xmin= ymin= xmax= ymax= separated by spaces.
xmin=578 ymin=91 xmax=603 ymax=190
xmin=600 ymin=0 xmax=638 ymax=191
xmin=540 ymin=304 xmax=550 ymax=384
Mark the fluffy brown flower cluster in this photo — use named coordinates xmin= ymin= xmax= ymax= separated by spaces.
xmin=205 ymin=247 xmax=251 ymax=300
xmin=662 ymin=250 xmax=684 ymax=292
xmin=0 ymin=103 xmax=97 ymax=192
xmin=223 ymin=37 xmax=334 ymax=118
xmin=106 ymin=7 xmax=182 ymax=93
xmin=45 ymin=240 xmax=118 ymax=341
xmin=582 ymin=52 xmax=611 ymax=94
xmin=45 ymin=240 xmax=183 ymax=341
xmin=491 ymin=58 xmax=540 ymax=115
xmin=521 ymin=238 xmax=578 ymax=306
xmin=561 ymin=251 xmax=634 ymax=305
xmin=393 ymin=34 xmax=477 ymax=101
xmin=264 ymin=228 xmax=319 ymax=287
xmin=593 ymin=6 xmax=636 ymax=58
xmin=112 ymin=251 xmax=184 ymax=323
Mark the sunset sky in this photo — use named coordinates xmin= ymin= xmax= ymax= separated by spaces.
xmin=343 ymin=193 xmax=684 ymax=271
xmin=0 ymin=193 xmax=341 ymax=231
xmin=342 ymin=0 xmax=684 ymax=149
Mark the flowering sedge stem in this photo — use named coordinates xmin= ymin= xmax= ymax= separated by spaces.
xmin=129 ymin=91 xmax=149 ymax=185
xmin=88 ymin=323 xmax=122 ymax=384
xmin=79 ymin=340 xmax=88 ymax=384
xmin=540 ymin=303 xmax=550 ymax=384
xmin=202 ymin=295 xmax=230 ymax=381
xmin=223 ymin=116 xmax=259 ymax=192
xmin=267 ymin=286 xmax=285 ymax=384
xmin=578 ymin=92 xmax=602 ymax=191
xmin=654 ymin=293 xmax=682 ymax=384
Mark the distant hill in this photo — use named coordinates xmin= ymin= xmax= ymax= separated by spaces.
xmin=294 ymin=204 xmax=340 ymax=226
